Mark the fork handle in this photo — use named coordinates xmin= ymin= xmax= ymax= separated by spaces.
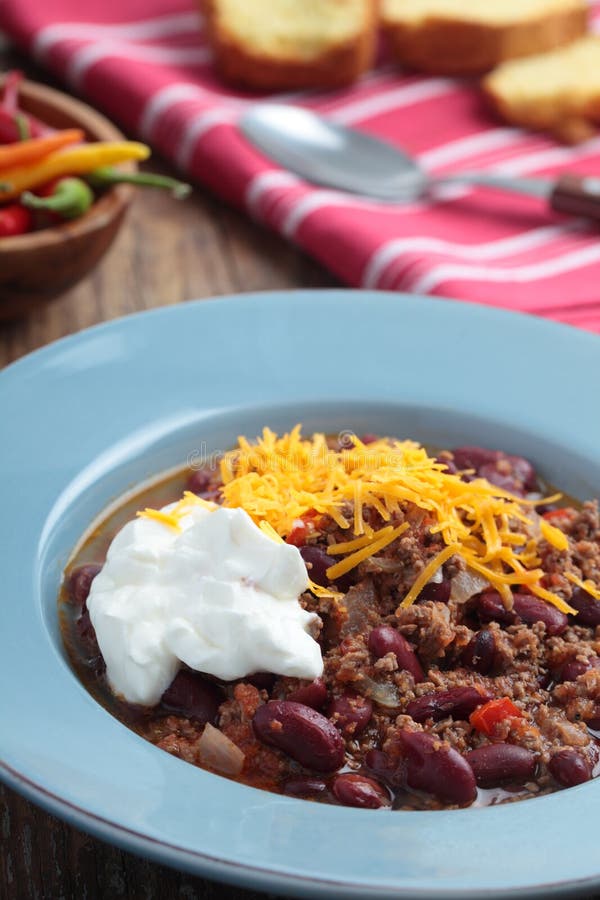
xmin=550 ymin=175 xmax=600 ymax=222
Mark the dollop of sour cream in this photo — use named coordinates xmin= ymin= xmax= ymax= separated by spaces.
xmin=87 ymin=501 xmax=323 ymax=706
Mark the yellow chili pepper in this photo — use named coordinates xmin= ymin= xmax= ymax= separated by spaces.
xmin=0 ymin=141 xmax=150 ymax=201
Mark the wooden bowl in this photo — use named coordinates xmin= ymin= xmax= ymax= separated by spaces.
xmin=0 ymin=78 xmax=136 ymax=320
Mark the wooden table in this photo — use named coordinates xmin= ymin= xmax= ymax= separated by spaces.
xmin=0 ymin=38 xmax=336 ymax=900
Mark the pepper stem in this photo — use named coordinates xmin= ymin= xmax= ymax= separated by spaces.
xmin=87 ymin=166 xmax=192 ymax=198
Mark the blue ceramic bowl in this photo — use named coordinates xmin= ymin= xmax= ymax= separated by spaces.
xmin=2 ymin=290 xmax=600 ymax=899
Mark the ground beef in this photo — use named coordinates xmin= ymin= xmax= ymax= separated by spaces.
xmin=62 ymin=446 xmax=600 ymax=812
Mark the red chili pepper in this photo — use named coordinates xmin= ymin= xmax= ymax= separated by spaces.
xmin=0 ymin=70 xmax=54 ymax=143
xmin=2 ymin=70 xmax=23 ymax=114
xmin=286 ymin=510 xmax=321 ymax=546
xmin=0 ymin=108 xmax=52 ymax=143
xmin=470 ymin=697 xmax=524 ymax=737
xmin=0 ymin=203 xmax=33 ymax=237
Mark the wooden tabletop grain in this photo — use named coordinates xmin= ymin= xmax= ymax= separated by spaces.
xmin=0 ymin=38 xmax=336 ymax=900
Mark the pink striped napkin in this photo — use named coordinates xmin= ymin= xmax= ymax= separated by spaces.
xmin=2 ymin=0 xmax=600 ymax=330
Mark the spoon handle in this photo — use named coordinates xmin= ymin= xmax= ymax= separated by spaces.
xmin=550 ymin=175 xmax=600 ymax=222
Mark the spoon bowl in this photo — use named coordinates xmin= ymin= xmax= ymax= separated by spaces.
xmin=240 ymin=104 xmax=426 ymax=202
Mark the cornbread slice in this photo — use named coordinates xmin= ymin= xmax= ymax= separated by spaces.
xmin=200 ymin=0 xmax=378 ymax=90
xmin=484 ymin=36 xmax=600 ymax=143
xmin=381 ymin=0 xmax=588 ymax=75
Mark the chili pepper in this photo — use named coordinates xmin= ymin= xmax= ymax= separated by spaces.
xmin=0 ymin=203 xmax=33 ymax=237
xmin=0 ymin=141 xmax=150 ymax=201
xmin=21 ymin=177 xmax=94 ymax=220
xmin=0 ymin=71 xmax=53 ymax=143
xmin=469 ymin=697 xmax=524 ymax=737
xmin=0 ymin=129 xmax=84 ymax=171
xmin=0 ymin=107 xmax=52 ymax=143
xmin=86 ymin=166 xmax=191 ymax=198
xmin=1 ymin=70 xmax=23 ymax=114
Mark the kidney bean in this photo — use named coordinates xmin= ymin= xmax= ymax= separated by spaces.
xmin=253 ymin=701 xmax=345 ymax=773
xmin=512 ymin=594 xmax=568 ymax=636
xmin=465 ymin=743 xmax=537 ymax=787
xmin=436 ymin=455 xmax=457 ymax=475
xmin=419 ymin=578 xmax=451 ymax=604
xmin=557 ymin=657 xmax=600 ymax=683
xmin=300 ymin=545 xmax=353 ymax=592
xmin=283 ymin=777 xmax=328 ymax=798
xmin=451 ymin=447 xmax=537 ymax=493
xmin=161 ymin=670 xmax=223 ymax=724
xmin=364 ymin=749 xmax=399 ymax=784
xmin=461 ymin=630 xmax=496 ymax=675
xmin=332 ymin=773 xmax=391 ymax=809
xmin=569 ymin=587 xmax=600 ymax=628
xmin=451 ymin=447 xmax=501 ymax=471
xmin=68 ymin=564 xmax=102 ymax=608
xmin=288 ymin=677 xmax=328 ymax=710
xmin=76 ymin=606 xmax=102 ymax=662
xmin=186 ymin=468 xmax=213 ymax=495
xmin=506 ymin=455 xmax=538 ymax=492
xmin=368 ymin=626 xmax=425 ymax=683
xmin=299 ymin=545 xmax=332 ymax=587
xmin=328 ymin=693 xmax=373 ymax=737
xmin=557 ymin=660 xmax=589 ymax=683
xmin=477 ymin=591 xmax=517 ymax=625
xmin=549 ymin=749 xmax=592 ymax=787
xmin=246 ymin=672 xmax=277 ymax=691
xmin=477 ymin=463 xmax=521 ymax=496
xmin=586 ymin=706 xmax=600 ymax=731
xmin=406 ymin=686 xmax=492 ymax=724
xmin=397 ymin=730 xmax=477 ymax=805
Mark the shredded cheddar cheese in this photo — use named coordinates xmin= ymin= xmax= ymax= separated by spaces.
xmin=138 ymin=492 xmax=217 ymax=531
xmin=218 ymin=426 xmax=578 ymax=612
xmin=566 ymin=572 xmax=600 ymax=601
xmin=540 ymin=518 xmax=569 ymax=552
xmin=137 ymin=508 xmax=182 ymax=531
xmin=399 ymin=543 xmax=461 ymax=609
xmin=326 ymin=523 xmax=409 ymax=581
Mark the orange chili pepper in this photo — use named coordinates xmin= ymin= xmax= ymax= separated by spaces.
xmin=0 ymin=129 xmax=84 ymax=171
xmin=470 ymin=697 xmax=524 ymax=737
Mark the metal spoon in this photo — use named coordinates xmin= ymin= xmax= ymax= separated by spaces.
xmin=240 ymin=104 xmax=600 ymax=222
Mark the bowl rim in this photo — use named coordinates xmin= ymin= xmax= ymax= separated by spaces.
xmin=0 ymin=75 xmax=135 ymax=252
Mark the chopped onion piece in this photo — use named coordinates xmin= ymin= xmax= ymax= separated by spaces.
xmin=450 ymin=569 xmax=490 ymax=604
xmin=358 ymin=676 xmax=401 ymax=708
xmin=197 ymin=723 xmax=245 ymax=776
xmin=366 ymin=558 xmax=405 ymax=573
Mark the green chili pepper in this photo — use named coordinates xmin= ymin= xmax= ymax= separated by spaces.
xmin=21 ymin=176 xmax=94 ymax=220
xmin=87 ymin=166 xmax=191 ymax=198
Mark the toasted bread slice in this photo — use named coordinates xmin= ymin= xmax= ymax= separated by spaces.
xmin=484 ymin=35 xmax=600 ymax=143
xmin=381 ymin=0 xmax=588 ymax=75
xmin=201 ymin=0 xmax=379 ymax=91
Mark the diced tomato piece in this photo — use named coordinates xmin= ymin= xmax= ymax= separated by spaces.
xmin=542 ymin=508 xmax=571 ymax=522
xmin=285 ymin=510 xmax=321 ymax=546
xmin=469 ymin=697 xmax=524 ymax=737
